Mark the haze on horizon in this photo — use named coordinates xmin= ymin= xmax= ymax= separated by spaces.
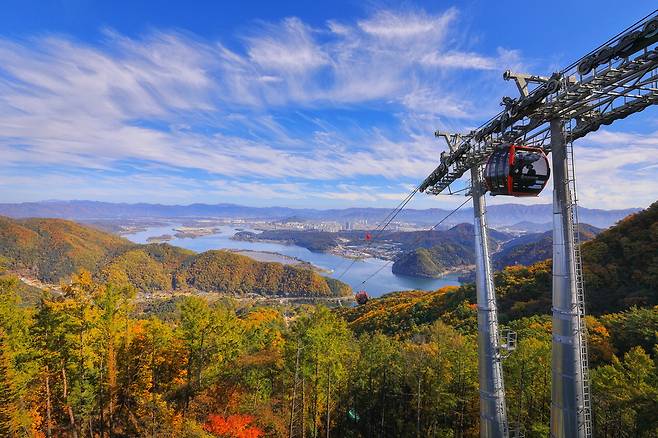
xmin=0 ymin=0 xmax=656 ymax=211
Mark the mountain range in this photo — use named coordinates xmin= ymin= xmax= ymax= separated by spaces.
xmin=0 ymin=200 xmax=640 ymax=228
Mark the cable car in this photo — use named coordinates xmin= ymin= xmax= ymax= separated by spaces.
xmin=355 ymin=290 xmax=369 ymax=305
xmin=485 ymin=145 xmax=550 ymax=196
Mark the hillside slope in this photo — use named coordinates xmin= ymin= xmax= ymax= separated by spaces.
xmin=176 ymin=250 xmax=339 ymax=296
xmin=493 ymin=223 xmax=601 ymax=270
xmin=493 ymin=202 xmax=657 ymax=317
xmin=0 ymin=216 xmax=133 ymax=282
xmin=345 ymin=201 xmax=657 ymax=332
xmin=391 ymin=223 xmax=510 ymax=278
xmin=0 ymin=217 xmax=351 ymax=297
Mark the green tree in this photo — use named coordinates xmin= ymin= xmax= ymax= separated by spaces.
xmin=177 ymin=296 xmax=242 ymax=414
xmin=286 ymin=306 xmax=356 ymax=437
xmin=591 ymin=346 xmax=658 ymax=438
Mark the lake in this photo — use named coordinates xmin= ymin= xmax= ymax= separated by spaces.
xmin=124 ymin=224 xmax=461 ymax=298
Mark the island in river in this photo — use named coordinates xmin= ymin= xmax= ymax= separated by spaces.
xmin=146 ymin=234 xmax=173 ymax=243
xmin=173 ymin=226 xmax=222 ymax=239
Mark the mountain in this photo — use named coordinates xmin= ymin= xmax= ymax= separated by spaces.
xmin=0 ymin=216 xmax=351 ymax=297
xmin=385 ymin=223 xmax=511 ymax=249
xmin=488 ymin=201 xmax=658 ymax=317
xmin=581 ymin=201 xmax=658 ymax=312
xmin=501 ymin=220 xmax=552 ymax=233
xmin=0 ymin=200 xmax=639 ymax=228
xmin=390 ymin=223 xmax=511 ymax=278
xmin=492 ymin=223 xmax=601 ymax=270
xmin=391 ymin=246 xmax=472 ymax=278
xmin=352 ymin=202 xmax=656 ymax=325
xmin=0 ymin=216 xmax=133 ymax=282
xmin=97 ymin=243 xmax=194 ymax=293
xmin=394 ymin=221 xmax=602 ymax=281
xmin=174 ymin=250 xmax=345 ymax=297
xmin=342 ymin=202 xmax=658 ymax=334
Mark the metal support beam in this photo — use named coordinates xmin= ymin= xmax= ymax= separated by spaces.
xmin=419 ymin=11 xmax=658 ymax=197
xmin=471 ymin=166 xmax=509 ymax=438
xmin=549 ymin=119 xmax=588 ymax=438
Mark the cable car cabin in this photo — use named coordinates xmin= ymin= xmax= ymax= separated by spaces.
xmin=485 ymin=145 xmax=550 ymax=196
xmin=355 ymin=290 xmax=369 ymax=306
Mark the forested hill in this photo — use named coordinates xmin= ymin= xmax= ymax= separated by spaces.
xmin=342 ymin=201 xmax=658 ymax=331
xmin=0 ymin=206 xmax=654 ymax=436
xmin=0 ymin=216 xmax=351 ymax=297
xmin=390 ymin=223 xmax=511 ymax=278
xmin=0 ymin=216 xmax=133 ymax=282
xmin=492 ymin=222 xmax=601 ymax=270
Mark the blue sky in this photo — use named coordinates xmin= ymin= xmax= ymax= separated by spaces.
xmin=0 ymin=0 xmax=656 ymax=209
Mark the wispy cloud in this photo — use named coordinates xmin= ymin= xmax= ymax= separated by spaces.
xmin=0 ymin=7 xmax=651 ymax=209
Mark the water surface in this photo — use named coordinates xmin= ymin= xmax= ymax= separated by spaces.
xmin=125 ymin=224 xmax=461 ymax=297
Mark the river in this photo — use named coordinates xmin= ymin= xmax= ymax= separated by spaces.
xmin=124 ymin=224 xmax=460 ymax=298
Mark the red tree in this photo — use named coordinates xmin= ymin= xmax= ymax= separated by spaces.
xmin=204 ymin=414 xmax=265 ymax=438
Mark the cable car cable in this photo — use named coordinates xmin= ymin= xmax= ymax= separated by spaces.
xmin=322 ymin=185 xmax=420 ymax=277
xmin=359 ymin=194 xmax=473 ymax=287
xmin=336 ymin=184 xmax=421 ymax=280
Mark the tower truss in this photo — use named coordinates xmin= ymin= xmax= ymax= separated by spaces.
xmin=420 ymin=10 xmax=658 ymax=438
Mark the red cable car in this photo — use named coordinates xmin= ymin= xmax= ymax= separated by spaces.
xmin=355 ymin=290 xmax=369 ymax=305
xmin=484 ymin=145 xmax=550 ymax=196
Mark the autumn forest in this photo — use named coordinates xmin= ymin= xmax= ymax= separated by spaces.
xmin=0 ymin=202 xmax=656 ymax=437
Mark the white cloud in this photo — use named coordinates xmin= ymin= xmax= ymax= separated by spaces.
xmin=357 ymin=9 xmax=457 ymax=39
xmin=569 ymin=130 xmax=658 ymax=209
xmin=246 ymin=18 xmax=329 ymax=73
xmin=7 ymin=7 xmax=617 ymax=209
xmin=423 ymin=51 xmax=497 ymax=70
xmin=0 ymin=8 xmax=506 ymax=185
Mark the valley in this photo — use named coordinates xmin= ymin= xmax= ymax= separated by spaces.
xmin=0 ymin=201 xmax=655 ymax=437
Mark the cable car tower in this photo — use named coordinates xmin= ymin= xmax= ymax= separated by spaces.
xmin=420 ymin=11 xmax=658 ymax=438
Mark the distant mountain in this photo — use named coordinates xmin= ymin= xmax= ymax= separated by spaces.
xmin=503 ymin=221 xmax=553 ymax=233
xmin=392 ymin=222 xmax=604 ymax=280
xmin=390 ymin=224 xmax=511 ymax=278
xmin=0 ymin=200 xmax=640 ymax=229
xmin=492 ymin=223 xmax=601 ymax=271
xmin=0 ymin=216 xmax=351 ymax=297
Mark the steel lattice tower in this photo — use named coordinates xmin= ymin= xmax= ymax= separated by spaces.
xmin=419 ymin=10 xmax=658 ymax=437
